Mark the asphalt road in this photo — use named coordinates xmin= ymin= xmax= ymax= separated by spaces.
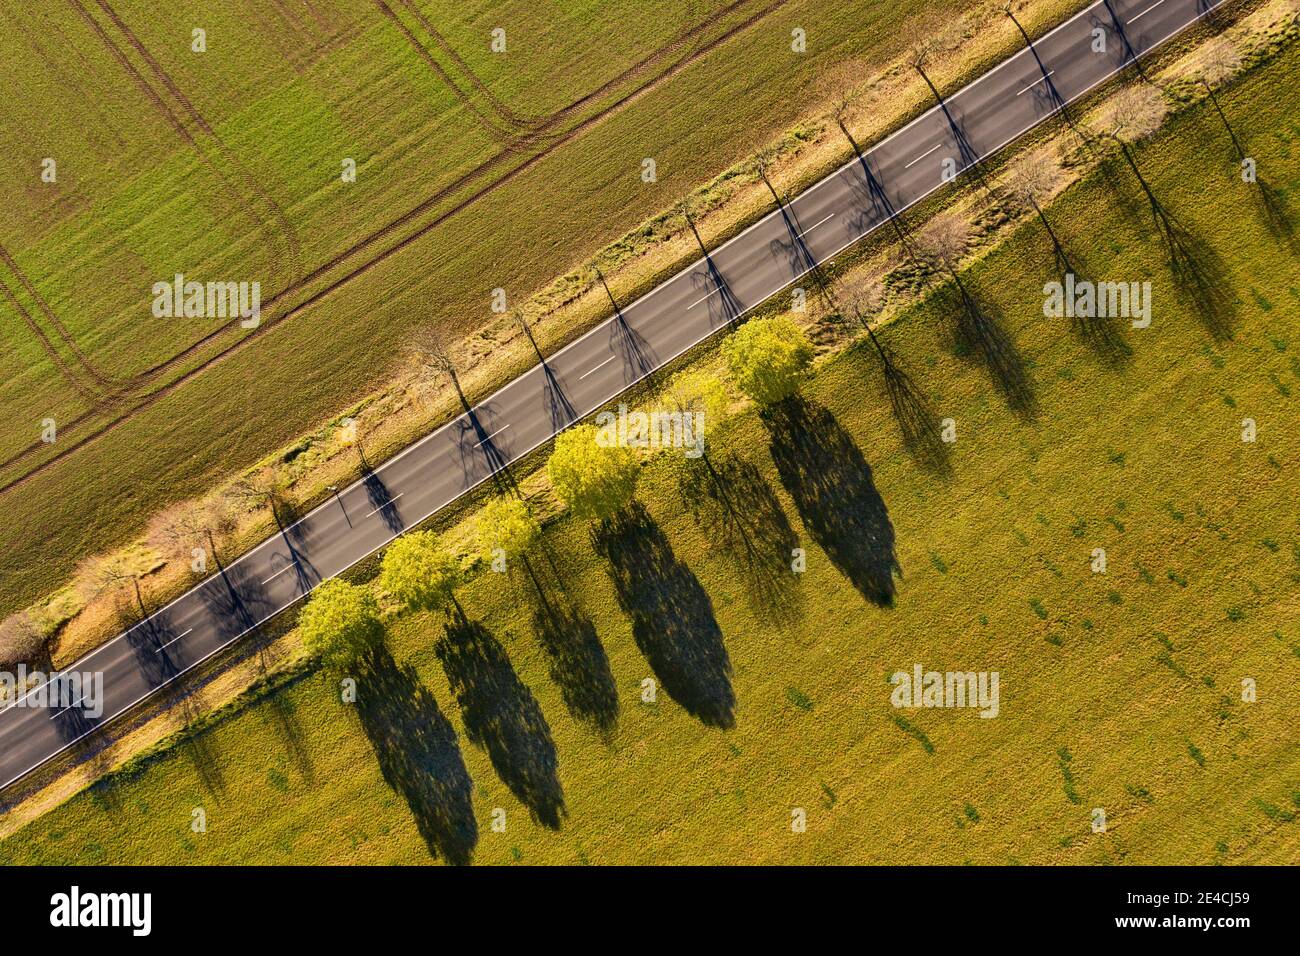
xmin=0 ymin=0 xmax=1226 ymax=791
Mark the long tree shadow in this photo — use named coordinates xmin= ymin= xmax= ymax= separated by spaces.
xmin=596 ymin=268 xmax=659 ymax=384
xmin=1254 ymin=177 xmax=1297 ymax=252
xmin=522 ymin=556 xmax=619 ymax=736
xmin=266 ymin=498 xmax=320 ymax=595
xmin=938 ymin=277 xmax=1038 ymax=418
xmin=194 ymin=563 xmax=310 ymax=784
xmin=1099 ymin=2 xmax=1153 ymax=79
xmin=541 ymin=362 xmax=577 ymax=433
xmin=591 ymin=502 xmax=735 ymax=728
xmin=762 ymin=396 xmax=901 ymax=607
xmin=916 ymin=62 xmax=1002 ymax=204
xmin=116 ymin=600 xmax=227 ymax=796
xmin=684 ymin=213 xmax=744 ymax=328
xmin=1114 ymin=141 xmax=1237 ymax=340
xmin=675 ymin=450 xmax=802 ymax=623
xmin=446 ymin=374 xmax=520 ymax=496
xmin=856 ymin=324 xmax=953 ymax=475
xmin=47 ymin=697 xmax=116 ymax=806
xmin=760 ymin=172 xmax=835 ymax=310
xmin=355 ymin=640 xmax=478 ymax=865
xmin=1011 ymin=192 xmax=1130 ymax=366
xmin=47 ymin=674 xmax=113 ymax=800
xmin=840 ymin=129 xmax=926 ymax=263
xmin=436 ymin=609 xmax=566 ymax=829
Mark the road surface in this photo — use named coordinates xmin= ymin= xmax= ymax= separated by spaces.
xmin=0 ymin=0 xmax=1226 ymax=791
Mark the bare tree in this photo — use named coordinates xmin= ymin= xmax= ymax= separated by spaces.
xmin=409 ymin=325 xmax=456 ymax=381
xmin=1101 ymin=83 xmax=1169 ymax=143
xmin=1199 ymin=36 xmax=1242 ymax=87
xmin=918 ymin=212 xmax=970 ymax=273
xmin=0 ymin=611 xmax=48 ymax=669
xmin=79 ymin=553 xmax=151 ymax=623
xmin=1006 ymin=150 xmax=1080 ymax=283
xmin=148 ymin=498 xmax=237 ymax=571
xmin=1006 ymin=150 xmax=1061 ymax=206
xmin=408 ymin=325 xmax=475 ymax=418
xmin=226 ymin=463 xmax=293 ymax=531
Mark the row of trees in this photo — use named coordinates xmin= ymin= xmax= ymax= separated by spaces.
xmin=542 ymin=314 xmax=816 ymax=522
xmin=301 ymin=496 xmax=541 ymax=667
xmin=298 ymin=300 xmax=822 ymax=662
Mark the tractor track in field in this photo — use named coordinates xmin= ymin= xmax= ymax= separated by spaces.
xmin=389 ymin=0 xmax=781 ymax=145
xmin=2 ymin=2 xmax=131 ymax=161
xmin=372 ymin=0 xmax=529 ymax=149
xmin=263 ymin=0 xmax=354 ymax=74
xmin=0 ymin=0 xmax=788 ymax=495
xmin=0 ymin=266 xmax=105 ymax=405
xmin=0 ymin=244 xmax=121 ymax=401
xmin=88 ymin=0 xmax=304 ymax=284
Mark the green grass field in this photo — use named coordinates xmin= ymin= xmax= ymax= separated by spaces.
xmin=3 ymin=33 xmax=1297 ymax=865
xmin=0 ymin=0 xmax=1018 ymax=616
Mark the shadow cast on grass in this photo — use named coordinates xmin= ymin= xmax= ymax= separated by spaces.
xmin=855 ymin=332 xmax=954 ymax=476
xmin=675 ymin=450 xmax=803 ymax=624
xmin=1254 ymin=177 xmax=1298 ymax=254
xmin=436 ymin=610 xmax=566 ymax=830
xmin=1116 ymin=141 xmax=1238 ymax=341
xmin=946 ymin=280 xmax=1038 ymax=419
xmin=1152 ymin=207 xmax=1238 ymax=342
xmin=356 ymin=641 xmax=478 ymax=865
xmin=523 ymin=556 xmax=619 ymax=736
xmin=592 ymin=502 xmax=735 ymax=729
xmin=762 ymin=396 xmax=900 ymax=607
xmin=1018 ymin=198 xmax=1131 ymax=368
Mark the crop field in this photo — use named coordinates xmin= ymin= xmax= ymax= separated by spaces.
xmin=0 ymin=0 xmax=1011 ymax=615
xmin=3 ymin=36 xmax=1297 ymax=865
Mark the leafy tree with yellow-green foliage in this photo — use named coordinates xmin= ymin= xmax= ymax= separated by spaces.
xmin=477 ymin=495 xmax=541 ymax=563
xmin=379 ymin=530 xmax=459 ymax=613
xmin=298 ymin=579 xmax=383 ymax=669
xmin=722 ymin=315 xmax=813 ymax=405
xmin=662 ymin=368 xmax=730 ymax=426
xmin=548 ymin=423 xmax=639 ymax=521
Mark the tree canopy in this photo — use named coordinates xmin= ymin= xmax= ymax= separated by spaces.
xmin=477 ymin=496 xmax=541 ymax=561
xmin=548 ymin=423 xmax=639 ymax=520
xmin=298 ymin=579 xmax=383 ymax=668
xmin=379 ymin=530 xmax=459 ymax=613
xmin=662 ymin=367 xmax=730 ymax=424
xmin=721 ymin=315 xmax=814 ymax=405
